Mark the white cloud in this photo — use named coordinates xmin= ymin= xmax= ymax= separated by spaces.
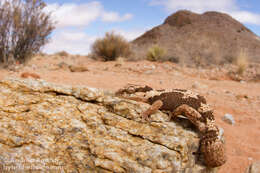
xmin=150 ymin=0 xmax=260 ymax=25
xmin=45 ymin=2 xmax=102 ymax=28
xmin=101 ymin=12 xmax=133 ymax=22
xmin=43 ymin=28 xmax=147 ymax=54
xmin=150 ymin=0 xmax=237 ymax=13
xmin=229 ymin=11 xmax=260 ymax=25
xmin=43 ymin=30 xmax=97 ymax=54
xmin=115 ymin=29 xmax=147 ymax=41
xmin=43 ymin=1 xmax=136 ymax=54
xmin=45 ymin=1 xmax=133 ymax=28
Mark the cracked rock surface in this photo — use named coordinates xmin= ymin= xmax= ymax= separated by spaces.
xmin=0 ymin=78 xmax=216 ymax=173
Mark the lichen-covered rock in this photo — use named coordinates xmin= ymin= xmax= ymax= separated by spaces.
xmin=0 ymin=78 xmax=218 ymax=173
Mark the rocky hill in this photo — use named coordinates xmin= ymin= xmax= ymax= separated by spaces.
xmin=132 ymin=10 xmax=260 ymax=66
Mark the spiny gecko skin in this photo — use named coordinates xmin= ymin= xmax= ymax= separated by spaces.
xmin=116 ymin=84 xmax=227 ymax=168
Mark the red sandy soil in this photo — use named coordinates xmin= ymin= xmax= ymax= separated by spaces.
xmin=1 ymin=55 xmax=260 ymax=173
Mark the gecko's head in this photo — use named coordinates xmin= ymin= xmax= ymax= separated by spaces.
xmin=115 ymin=84 xmax=152 ymax=96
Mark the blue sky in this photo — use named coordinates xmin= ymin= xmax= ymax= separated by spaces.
xmin=43 ymin=0 xmax=260 ymax=54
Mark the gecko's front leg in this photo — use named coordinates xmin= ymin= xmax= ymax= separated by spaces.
xmin=141 ymin=100 xmax=163 ymax=121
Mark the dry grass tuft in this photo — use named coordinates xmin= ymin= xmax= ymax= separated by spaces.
xmin=55 ymin=51 xmax=69 ymax=57
xmin=146 ymin=45 xmax=166 ymax=61
xmin=91 ymin=32 xmax=131 ymax=61
xmin=235 ymin=50 xmax=248 ymax=75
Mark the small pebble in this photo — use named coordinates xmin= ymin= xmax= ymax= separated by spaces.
xmin=144 ymin=70 xmax=153 ymax=75
xmin=192 ymin=81 xmax=208 ymax=89
xmin=224 ymin=90 xmax=231 ymax=94
xmin=222 ymin=114 xmax=235 ymax=125
xmin=218 ymin=127 xmax=225 ymax=142
xmin=218 ymin=127 xmax=224 ymax=137
xmin=245 ymin=161 xmax=260 ymax=173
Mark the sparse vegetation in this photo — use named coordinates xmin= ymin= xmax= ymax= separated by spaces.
xmin=146 ymin=45 xmax=166 ymax=61
xmin=91 ymin=32 xmax=131 ymax=61
xmin=37 ymin=52 xmax=47 ymax=57
xmin=56 ymin=51 xmax=69 ymax=57
xmin=166 ymin=56 xmax=179 ymax=63
xmin=192 ymin=55 xmax=204 ymax=66
xmin=0 ymin=0 xmax=55 ymax=65
xmin=235 ymin=50 xmax=248 ymax=75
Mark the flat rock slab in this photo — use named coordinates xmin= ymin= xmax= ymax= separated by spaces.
xmin=0 ymin=78 xmax=216 ymax=173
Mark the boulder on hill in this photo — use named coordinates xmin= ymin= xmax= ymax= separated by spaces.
xmin=132 ymin=10 xmax=260 ymax=66
xmin=0 ymin=78 xmax=219 ymax=173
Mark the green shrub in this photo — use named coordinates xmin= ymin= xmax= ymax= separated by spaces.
xmin=91 ymin=32 xmax=131 ymax=61
xmin=146 ymin=45 xmax=166 ymax=61
xmin=0 ymin=0 xmax=55 ymax=65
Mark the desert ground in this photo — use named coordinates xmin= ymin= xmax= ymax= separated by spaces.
xmin=1 ymin=54 xmax=259 ymax=173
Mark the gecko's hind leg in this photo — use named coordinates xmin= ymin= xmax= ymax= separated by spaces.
xmin=173 ymin=104 xmax=226 ymax=167
xmin=172 ymin=104 xmax=206 ymax=133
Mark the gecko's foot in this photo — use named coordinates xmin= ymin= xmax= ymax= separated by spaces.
xmin=141 ymin=112 xmax=150 ymax=122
